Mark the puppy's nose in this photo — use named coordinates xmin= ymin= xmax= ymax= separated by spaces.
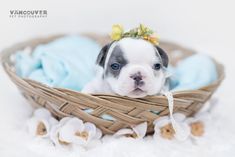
xmin=133 ymin=76 xmax=142 ymax=82
xmin=130 ymin=72 xmax=144 ymax=87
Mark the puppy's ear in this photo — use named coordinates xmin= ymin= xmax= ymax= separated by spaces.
xmin=155 ymin=46 xmax=169 ymax=68
xmin=96 ymin=43 xmax=112 ymax=67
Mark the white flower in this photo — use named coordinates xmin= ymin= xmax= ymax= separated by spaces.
xmin=185 ymin=112 xmax=210 ymax=138
xmin=27 ymin=108 xmax=58 ymax=137
xmin=153 ymin=113 xmax=190 ymax=140
xmin=113 ymin=122 xmax=147 ymax=139
xmin=50 ymin=117 xmax=102 ymax=147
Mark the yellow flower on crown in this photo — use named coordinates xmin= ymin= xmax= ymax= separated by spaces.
xmin=143 ymin=34 xmax=160 ymax=45
xmin=111 ymin=24 xmax=124 ymax=40
xmin=110 ymin=24 xmax=159 ymax=45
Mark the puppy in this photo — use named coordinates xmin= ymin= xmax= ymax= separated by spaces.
xmin=82 ymin=38 xmax=169 ymax=98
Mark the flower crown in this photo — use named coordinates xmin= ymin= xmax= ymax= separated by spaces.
xmin=110 ymin=24 xmax=160 ymax=45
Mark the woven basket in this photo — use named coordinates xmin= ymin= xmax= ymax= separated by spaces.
xmin=1 ymin=34 xmax=225 ymax=135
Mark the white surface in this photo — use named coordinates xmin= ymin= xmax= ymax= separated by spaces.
xmin=0 ymin=0 xmax=235 ymax=157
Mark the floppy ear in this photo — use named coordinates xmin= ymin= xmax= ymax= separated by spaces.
xmin=155 ymin=46 xmax=169 ymax=68
xmin=96 ymin=43 xmax=112 ymax=67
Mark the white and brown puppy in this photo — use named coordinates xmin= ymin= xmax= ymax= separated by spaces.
xmin=82 ymin=38 xmax=169 ymax=98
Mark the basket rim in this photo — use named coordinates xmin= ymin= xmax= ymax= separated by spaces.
xmin=0 ymin=34 xmax=225 ymax=99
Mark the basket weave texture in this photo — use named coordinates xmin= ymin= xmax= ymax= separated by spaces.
xmin=1 ymin=34 xmax=225 ymax=135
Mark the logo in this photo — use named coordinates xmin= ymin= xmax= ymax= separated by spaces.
xmin=9 ymin=10 xmax=47 ymax=18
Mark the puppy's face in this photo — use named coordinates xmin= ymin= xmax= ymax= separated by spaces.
xmin=97 ymin=38 xmax=169 ymax=98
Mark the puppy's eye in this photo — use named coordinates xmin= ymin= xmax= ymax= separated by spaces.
xmin=153 ymin=63 xmax=161 ymax=70
xmin=111 ymin=63 xmax=121 ymax=70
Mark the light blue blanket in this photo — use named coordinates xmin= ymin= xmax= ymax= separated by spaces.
xmin=15 ymin=35 xmax=218 ymax=92
xmin=169 ymin=54 xmax=218 ymax=91
xmin=15 ymin=36 xmax=101 ymax=91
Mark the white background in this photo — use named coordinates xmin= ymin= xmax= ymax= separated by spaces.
xmin=0 ymin=0 xmax=235 ymax=157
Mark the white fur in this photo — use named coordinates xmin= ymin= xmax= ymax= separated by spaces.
xmin=82 ymin=38 xmax=168 ymax=98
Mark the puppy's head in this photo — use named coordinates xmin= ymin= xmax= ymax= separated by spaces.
xmin=96 ymin=38 xmax=169 ymax=98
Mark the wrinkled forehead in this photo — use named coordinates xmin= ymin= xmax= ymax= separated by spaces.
xmin=117 ymin=38 xmax=159 ymax=64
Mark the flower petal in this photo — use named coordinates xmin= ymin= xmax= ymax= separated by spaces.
xmin=50 ymin=125 xmax=61 ymax=145
xmin=173 ymin=122 xmax=190 ymax=140
xmin=59 ymin=117 xmax=73 ymax=126
xmin=185 ymin=112 xmax=210 ymax=125
xmin=185 ymin=117 xmax=195 ymax=124
xmin=94 ymin=128 xmax=102 ymax=140
xmin=195 ymin=112 xmax=211 ymax=122
xmin=132 ymin=122 xmax=147 ymax=138
xmin=48 ymin=117 xmax=59 ymax=126
xmin=59 ymin=118 xmax=84 ymax=143
xmin=113 ymin=128 xmax=134 ymax=138
xmin=66 ymin=118 xmax=84 ymax=131
xmin=58 ymin=126 xmax=75 ymax=143
xmin=50 ymin=125 xmax=71 ymax=147
xmin=153 ymin=116 xmax=170 ymax=128
xmin=173 ymin=113 xmax=186 ymax=122
xmin=84 ymin=122 xmax=97 ymax=140
xmin=27 ymin=117 xmax=50 ymax=137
